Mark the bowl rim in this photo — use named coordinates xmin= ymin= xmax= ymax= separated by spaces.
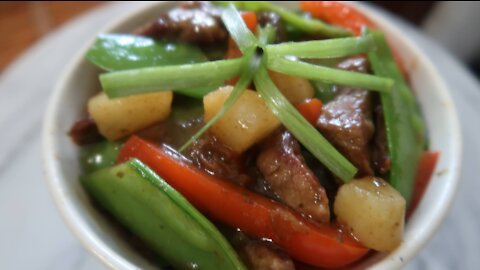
xmin=352 ymin=3 xmax=463 ymax=269
xmin=42 ymin=3 xmax=164 ymax=269
xmin=42 ymin=2 xmax=463 ymax=270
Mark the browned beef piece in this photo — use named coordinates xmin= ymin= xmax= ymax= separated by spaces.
xmin=372 ymin=104 xmax=391 ymax=175
xmin=337 ymin=56 xmax=369 ymax=73
xmin=256 ymin=129 xmax=330 ymax=223
xmin=134 ymin=1 xmax=227 ymax=44
xmin=186 ymin=135 xmax=253 ymax=187
xmin=257 ymin=11 xmax=287 ymax=43
xmin=317 ymin=57 xmax=375 ymax=176
xmin=230 ymin=231 xmax=295 ymax=270
xmin=68 ymin=118 xmax=103 ymax=145
xmin=243 ymin=241 xmax=295 ymax=270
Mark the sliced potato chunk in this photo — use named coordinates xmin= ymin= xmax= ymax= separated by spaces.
xmin=203 ymin=86 xmax=280 ymax=153
xmin=88 ymin=91 xmax=173 ymax=140
xmin=334 ymin=177 xmax=405 ymax=252
xmin=269 ymin=71 xmax=314 ymax=104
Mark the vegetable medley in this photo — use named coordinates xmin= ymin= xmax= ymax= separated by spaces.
xmin=69 ymin=1 xmax=440 ymax=269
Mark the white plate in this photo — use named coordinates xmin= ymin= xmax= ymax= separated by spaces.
xmin=43 ymin=1 xmax=463 ymax=269
xmin=0 ymin=2 xmax=479 ymax=270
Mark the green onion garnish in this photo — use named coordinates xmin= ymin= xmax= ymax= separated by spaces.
xmin=179 ymin=49 xmax=260 ymax=152
xmin=178 ymin=4 xmax=267 ymax=151
xmin=265 ymin=35 xmax=374 ymax=59
xmin=268 ymin=57 xmax=394 ymax=93
xmin=221 ymin=4 xmax=258 ymax=53
xmin=254 ymin=63 xmax=357 ymax=182
xmin=92 ymin=4 xmax=402 ymax=181
xmin=257 ymin=25 xmax=276 ymax=47
xmin=100 ymin=58 xmax=243 ymax=98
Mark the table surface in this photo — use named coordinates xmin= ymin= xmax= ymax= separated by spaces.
xmin=0 ymin=2 xmax=104 ymax=73
xmin=1 ymin=2 xmax=479 ymax=270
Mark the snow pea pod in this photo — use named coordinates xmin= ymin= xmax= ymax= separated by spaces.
xmin=86 ymin=34 xmax=223 ymax=98
xmin=81 ymin=158 xmax=245 ymax=270
xmin=86 ymin=34 xmax=208 ymax=70
xmin=80 ymin=140 xmax=121 ymax=173
xmin=367 ymin=30 xmax=425 ymax=204
xmin=311 ymin=81 xmax=336 ymax=103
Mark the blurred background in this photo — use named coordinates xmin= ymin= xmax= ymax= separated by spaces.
xmin=2 ymin=1 xmax=480 ymax=76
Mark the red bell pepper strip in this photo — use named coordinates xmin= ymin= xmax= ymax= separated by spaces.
xmin=299 ymin=1 xmax=408 ymax=79
xmin=296 ymin=98 xmax=323 ymax=125
xmin=118 ymin=136 xmax=369 ymax=268
xmin=226 ymin=12 xmax=257 ymax=85
xmin=300 ymin=1 xmax=374 ymax=36
xmin=408 ymin=151 xmax=440 ymax=216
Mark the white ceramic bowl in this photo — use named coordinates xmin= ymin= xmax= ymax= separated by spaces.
xmin=43 ymin=2 xmax=462 ymax=269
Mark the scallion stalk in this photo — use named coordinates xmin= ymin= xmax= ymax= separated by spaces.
xmin=268 ymin=57 xmax=394 ymax=93
xmin=265 ymin=35 xmax=374 ymax=59
xmin=257 ymin=25 xmax=276 ymax=47
xmin=100 ymin=58 xmax=243 ymax=98
xmin=221 ymin=4 xmax=258 ymax=53
xmin=179 ymin=49 xmax=260 ymax=152
xmin=254 ymin=63 xmax=357 ymax=182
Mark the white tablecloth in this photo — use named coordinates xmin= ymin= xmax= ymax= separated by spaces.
xmin=0 ymin=2 xmax=479 ymax=269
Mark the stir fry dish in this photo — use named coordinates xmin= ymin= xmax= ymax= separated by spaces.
xmin=69 ymin=1 xmax=440 ymax=269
